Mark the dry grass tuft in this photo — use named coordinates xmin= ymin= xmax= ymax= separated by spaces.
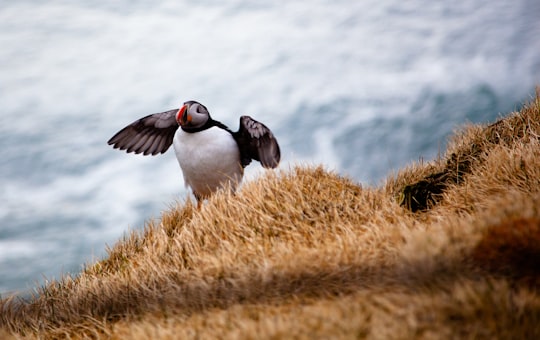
xmin=2 ymin=91 xmax=540 ymax=339
xmin=399 ymin=89 xmax=540 ymax=212
xmin=471 ymin=216 xmax=540 ymax=285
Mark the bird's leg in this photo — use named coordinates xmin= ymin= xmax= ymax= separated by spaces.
xmin=194 ymin=192 xmax=203 ymax=210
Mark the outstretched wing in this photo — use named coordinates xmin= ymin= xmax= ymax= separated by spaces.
xmin=233 ymin=115 xmax=280 ymax=168
xmin=107 ymin=109 xmax=179 ymax=156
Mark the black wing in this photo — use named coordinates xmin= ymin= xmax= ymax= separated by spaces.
xmin=107 ymin=109 xmax=179 ymax=156
xmin=233 ymin=116 xmax=280 ymax=168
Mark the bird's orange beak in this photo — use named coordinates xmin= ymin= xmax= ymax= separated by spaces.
xmin=176 ymin=104 xmax=191 ymax=126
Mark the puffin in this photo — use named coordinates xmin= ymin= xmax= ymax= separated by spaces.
xmin=108 ymin=100 xmax=280 ymax=208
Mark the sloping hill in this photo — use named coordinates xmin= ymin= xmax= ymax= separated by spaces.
xmin=2 ymin=92 xmax=540 ymax=339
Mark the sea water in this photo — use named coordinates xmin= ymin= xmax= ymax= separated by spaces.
xmin=1 ymin=0 xmax=539 ymax=294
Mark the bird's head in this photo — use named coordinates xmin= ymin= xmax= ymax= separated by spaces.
xmin=176 ymin=100 xmax=210 ymax=129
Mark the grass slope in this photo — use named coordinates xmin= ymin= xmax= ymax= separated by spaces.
xmin=2 ymin=92 xmax=540 ymax=339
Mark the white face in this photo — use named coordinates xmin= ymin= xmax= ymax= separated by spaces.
xmin=176 ymin=101 xmax=210 ymax=129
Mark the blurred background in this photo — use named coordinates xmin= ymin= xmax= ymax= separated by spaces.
xmin=1 ymin=0 xmax=539 ymax=295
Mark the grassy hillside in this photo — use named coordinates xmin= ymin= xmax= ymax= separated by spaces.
xmin=2 ymin=92 xmax=540 ymax=339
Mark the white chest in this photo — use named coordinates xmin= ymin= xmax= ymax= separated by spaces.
xmin=173 ymin=127 xmax=242 ymax=198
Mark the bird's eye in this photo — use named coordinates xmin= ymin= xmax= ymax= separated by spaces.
xmin=197 ymin=104 xmax=208 ymax=114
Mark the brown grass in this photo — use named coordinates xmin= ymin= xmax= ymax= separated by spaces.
xmin=471 ymin=217 xmax=540 ymax=285
xmin=2 ymin=91 xmax=540 ymax=339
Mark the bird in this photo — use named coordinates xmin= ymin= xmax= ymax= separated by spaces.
xmin=107 ymin=100 xmax=280 ymax=208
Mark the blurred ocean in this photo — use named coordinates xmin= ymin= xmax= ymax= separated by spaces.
xmin=1 ymin=0 xmax=539 ymax=295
